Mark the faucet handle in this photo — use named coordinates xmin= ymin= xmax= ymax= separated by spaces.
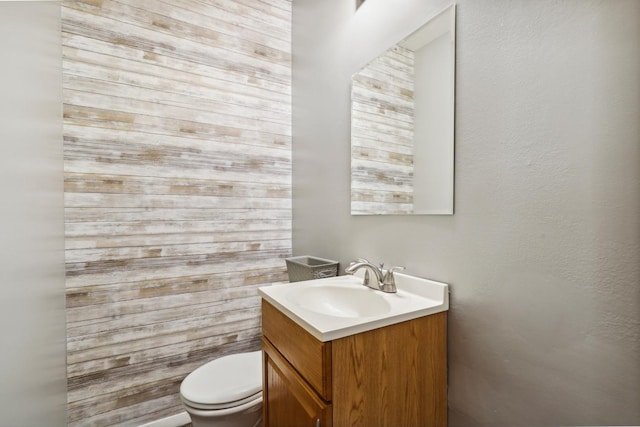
xmin=387 ymin=266 xmax=404 ymax=275
xmin=380 ymin=266 xmax=404 ymax=293
xmin=382 ymin=266 xmax=405 ymax=287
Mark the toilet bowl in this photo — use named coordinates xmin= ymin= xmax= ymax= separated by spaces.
xmin=180 ymin=350 xmax=263 ymax=427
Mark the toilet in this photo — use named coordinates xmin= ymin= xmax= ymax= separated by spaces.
xmin=180 ymin=350 xmax=263 ymax=427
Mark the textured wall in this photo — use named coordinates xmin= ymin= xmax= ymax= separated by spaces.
xmin=0 ymin=2 xmax=67 ymax=426
xmin=63 ymin=1 xmax=291 ymax=425
xmin=292 ymin=0 xmax=640 ymax=425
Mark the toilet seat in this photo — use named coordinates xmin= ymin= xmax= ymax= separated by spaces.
xmin=180 ymin=350 xmax=262 ymax=411
xmin=182 ymin=391 xmax=262 ymax=411
xmin=182 ymin=392 xmax=262 ymax=414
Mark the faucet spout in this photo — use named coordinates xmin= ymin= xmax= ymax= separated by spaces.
xmin=345 ymin=260 xmax=385 ymax=291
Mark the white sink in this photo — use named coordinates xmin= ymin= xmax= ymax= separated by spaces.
xmin=258 ymin=272 xmax=449 ymax=342
xmin=287 ymin=284 xmax=392 ymax=318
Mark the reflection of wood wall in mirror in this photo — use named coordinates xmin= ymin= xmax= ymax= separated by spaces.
xmin=351 ymin=46 xmax=416 ymax=215
xmin=350 ymin=4 xmax=455 ymax=216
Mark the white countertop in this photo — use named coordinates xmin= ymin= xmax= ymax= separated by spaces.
xmin=258 ymin=272 xmax=449 ymax=342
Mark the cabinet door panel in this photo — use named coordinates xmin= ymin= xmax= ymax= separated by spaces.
xmin=332 ymin=312 xmax=447 ymax=427
xmin=263 ymin=338 xmax=332 ymax=427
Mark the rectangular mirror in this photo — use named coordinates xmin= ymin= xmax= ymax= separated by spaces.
xmin=351 ymin=4 xmax=456 ymax=215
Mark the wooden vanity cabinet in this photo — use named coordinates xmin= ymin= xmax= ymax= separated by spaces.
xmin=261 ymin=300 xmax=447 ymax=427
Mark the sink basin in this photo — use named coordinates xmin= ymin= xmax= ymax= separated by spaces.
xmin=259 ymin=273 xmax=448 ymax=342
xmin=287 ymin=284 xmax=392 ymax=318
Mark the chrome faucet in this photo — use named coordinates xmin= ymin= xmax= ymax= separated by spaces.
xmin=345 ymin=259 xmax=404 ymax=293
xmin=345 ymin=259 xmax=384 ymax=290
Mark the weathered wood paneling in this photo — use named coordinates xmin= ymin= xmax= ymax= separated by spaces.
xmin=351 ymin=45 xmax=415 ymax=215
xmin=62 ymin=0 xmax=291 ymax=425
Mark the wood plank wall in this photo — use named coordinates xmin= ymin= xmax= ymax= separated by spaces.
xmin=62 ymin=1 xmax=291 ymax=425
xmin=351 ymin=45 xmax=415 ymax=215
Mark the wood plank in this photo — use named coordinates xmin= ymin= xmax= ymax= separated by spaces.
xmin=63 ymin=0 xmax=291 ymax=424
xmin=61 ymin=6 xmax=290 ymax=85
xmin=64 ymin=218 xmax=291 ymax=236
xmin=64 ymin=106 xmax=291 ymax=154
xmin=62 ymin=41 xmax=291 ymax=100
xmin=68 ymin=316 xmax=262 ymax=366
xmin=67 ymin=308 xmax=261 ymax=368
xmin=67 ymin=326 xmax=262 ymax=377
xmin=62 ymin=67 xmax=291 ymax=119
xmin=64 ymin=89 xmax=291 ymax=136
xmin=65 ymin=240 xmax=290 ymax=264
xmin=65 ymin=251 xmax=289 ymax=287
xmin=64 ymin=0 xmax=291 ymax=64
xmin=65 ymin=230 xmax=291 ymax=250
xmin=67 ymin=292 xmax=262 ymax=341
xmin=68 ymin=337 xmax=260 ymax=426
xmin=66 ymin=269 xmax=282 ymax=309
xmin=155 ymin=0 xmax=290 ymax=43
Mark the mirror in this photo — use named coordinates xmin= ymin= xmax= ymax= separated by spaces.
xmin=350 ymin=4 xmax=456 ymax=215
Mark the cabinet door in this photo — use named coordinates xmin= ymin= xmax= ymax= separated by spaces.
xmin=263 ymin=338 xmax=332 ymax=427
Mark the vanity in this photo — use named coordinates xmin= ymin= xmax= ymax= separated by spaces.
xmin=258 ymin=273 xmax=449 ymax=427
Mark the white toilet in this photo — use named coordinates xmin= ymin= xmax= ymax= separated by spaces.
xmin=180 ymin=350 xmax=263 ymax=427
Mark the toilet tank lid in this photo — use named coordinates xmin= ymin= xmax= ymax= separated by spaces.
xmin=180 ymin=350 xmax=262 ymax=405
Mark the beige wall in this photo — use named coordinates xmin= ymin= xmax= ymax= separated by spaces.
xmin=292 ymin=0 xmax=640 ymax=425
xmin=63 ymin=1 xmax=291 ymax=425
xmin=0 ymin=2 xmax=67 ymax=425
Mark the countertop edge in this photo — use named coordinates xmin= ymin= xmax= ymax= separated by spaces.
xmin=259 ymin=286 xmax=449 ymax=342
